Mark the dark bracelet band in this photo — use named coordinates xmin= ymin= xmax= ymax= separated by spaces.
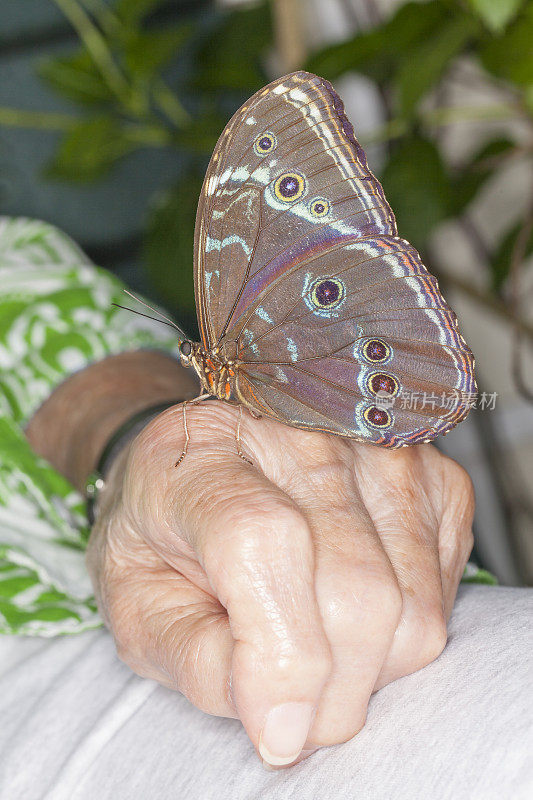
xmin=85 ymin=399 xmax=183 ymax=525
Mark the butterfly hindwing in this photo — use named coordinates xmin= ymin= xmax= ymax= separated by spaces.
xmin=231 ymin=236 xmax=474 ymax=445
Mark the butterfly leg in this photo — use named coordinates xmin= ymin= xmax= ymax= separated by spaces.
xmin=174 ymin=394 xmax=211 ymax=467
xmin=236 ymin=405 xmax=253 ymax=465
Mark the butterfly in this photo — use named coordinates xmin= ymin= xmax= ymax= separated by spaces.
xmin=156 ymin=71 xmax=476 ymax=449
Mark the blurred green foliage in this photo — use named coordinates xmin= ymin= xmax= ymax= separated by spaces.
xmin=1 ymin=0 xmax=532 ymax=333
xmin=306 ymin=0 xmax=533 ymax=294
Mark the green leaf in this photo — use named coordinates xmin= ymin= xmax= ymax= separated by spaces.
xmin=395 ymin=12 xmax=479 ymax=116
xmin=461 ymin=567 xmax=498 ymax=585
xmin=468 ymin=0 xmax=524 ymax=31
xmin=123 ymin=25 xmax=191 ymax=78
xmin=144 ymin=172 xmax=202 ymax=325
xmin=174 ymin=112 xmax=225 ymax=154
xmin=39 ymin=50 xmax=113 ymax=106
xmin=194 ymin=2 xmax=272 ymax=92
xmin=305 ymin=0 xmax=453 ymax=83
xmin=452 ymin=138 xmax=515 ymax=214
xmin=480 ymin=4 xmax=533 ymax=86
xmin=45 ymin=117 xmax=134 ymax=182
xmin=490 ymin=221 xmax=533 ymax=293
xmin=115 ymin=0 xmax=167 ymax=24
xmin=380 ymin=136 xmax=452 ymax=250
xmin=525 ymin=85 xmax=533 ymax=114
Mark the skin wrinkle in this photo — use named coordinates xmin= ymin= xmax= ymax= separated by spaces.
xmin=217 ymin=537 xmax=318 ymax=654
xmin=29 ymin=353 xmax=473 ymax=763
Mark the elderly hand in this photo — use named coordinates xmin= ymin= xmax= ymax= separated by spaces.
xmin=86 ymin=397 xmax=474 ymax=768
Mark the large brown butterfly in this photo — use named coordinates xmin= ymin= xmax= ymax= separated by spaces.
xmin=174 ymin=71 xmax=475 ymax=448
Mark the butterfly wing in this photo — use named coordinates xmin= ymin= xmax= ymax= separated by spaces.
xmin=193 ymin=71 xmax=476 ymax=446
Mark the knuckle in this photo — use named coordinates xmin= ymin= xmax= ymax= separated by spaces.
xmin=462 ymin=527 xmax=475 ymax=558
xmin=224 ymin=498 xmax=305 ymax=540
xmin=243 ymin=639 xmax=332 ymax=690
xmin=303 ymin=450 xmax=354 ymax=491
xmin=445 ymin=459 xmax=475 ymax=515
xmin=317 ymin=570 xmax=361 ymax=636
xmin=275 ymin=653 xmax=331 ymax=694
xmin=440 ymin=459 xmax=476 ymax=556
xmin=361 ymin=566 xmax=403 ymax=624
xmin=419 ymin=609 xmax=448 ymax=666
xmin=318 ymin=563 xmax=403 ymax=641
xmin=320 ymin=583 xmax=360 ymax=636
xmin=402 ymin=604 xmax=448 ymax=669
xmin=202 ymin=500 xmax=309 ymax=597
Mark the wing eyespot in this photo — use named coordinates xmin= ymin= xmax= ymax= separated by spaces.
xmin=367 ymin=372 xmax=399 ymax=398
xmin=363 ymin=405 xmax=393 ymax=429
xmin=274 ymin=172 xmax=306 ymax=202
xmin=309 ymin=277 xmax=345 ymax=310
xmin=360 ymin=338 xmax=392 ymax=364
xmin=309 ymin=197 xmax=330 ymax=218
xmin=254 ymin=131 xmax=277 ymax=156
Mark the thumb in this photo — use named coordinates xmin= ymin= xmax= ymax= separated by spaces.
xmin=127 ymin=402 xmax=331 ymax=765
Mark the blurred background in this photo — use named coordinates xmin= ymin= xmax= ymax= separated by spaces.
xmin=1 ymin=0 xmax=532 ymax=585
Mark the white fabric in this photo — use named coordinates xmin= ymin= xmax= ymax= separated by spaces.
xmin=0 ymin=585 xmax=531 ymax=800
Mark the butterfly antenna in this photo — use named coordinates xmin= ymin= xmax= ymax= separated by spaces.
xmin=111 ymin=303 xmax=178 ymax=330
xmin=116 ymin=289 xmax=188 ymax=340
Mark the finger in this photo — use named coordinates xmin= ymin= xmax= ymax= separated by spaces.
xmin=354 ymin=446 xmax=450 ymax=687
xmin=131 ymin=404 xmax=332 ymax=767
xmin=86 ymin=521 xmax=237 ymax=717
xmin=436 ymin=456 xmax=475 ymax=619
xmin=276 ymin=438 xmax=402 ymax=747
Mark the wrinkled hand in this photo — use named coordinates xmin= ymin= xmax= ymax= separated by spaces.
xmin=86 ymin=400 xmax=474 ymax=767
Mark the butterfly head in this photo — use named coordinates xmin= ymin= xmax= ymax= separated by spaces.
xmin=179 ymin=339 xmax=193 ymax=367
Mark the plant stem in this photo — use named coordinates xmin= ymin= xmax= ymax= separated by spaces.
xmin=82 ymin=0 xmax=122 ymax=38
xmin=424 ymin=103 xmax=527 ymax=127
xmin=0 ymin=107 xmax=77 ymax=131
xmin=152 ymin=78 xmax=191 ymax=128
xmin=272 ymin=0 xmax=307 ymax=72
xmin=52 ymin=0 xmax=130 ymax=99
xmin=361 ymin=103 xmax=529 ymax=145
xmin=124 ymin=123 xmax=174 ymax=147
xmin=0 ymin=105 xmax=173 ymax=147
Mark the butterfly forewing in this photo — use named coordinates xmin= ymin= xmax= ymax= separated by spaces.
xmin=193 ymin=71 xmax=476 ymax=447
xmin=194 ymin=72 xmax=395 ymax=345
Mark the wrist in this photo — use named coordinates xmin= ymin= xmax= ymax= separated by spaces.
xmin=25 ymin=350 xmax=198 ymax=492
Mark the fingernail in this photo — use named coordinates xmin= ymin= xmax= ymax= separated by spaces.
xmin=259 ymin=702 xmax=314 ymax=766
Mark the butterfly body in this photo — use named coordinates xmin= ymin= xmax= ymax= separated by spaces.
xmin=180 ymin=341 xmax=238 ymax=402
xmin=178 ymin=71 xmax=476 ymax=448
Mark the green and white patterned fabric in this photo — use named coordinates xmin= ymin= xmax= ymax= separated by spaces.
xmin=0 ymin=217 xmax=493 ymax=637
xmin=0 ymin=217 xmax=177 ymax=635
